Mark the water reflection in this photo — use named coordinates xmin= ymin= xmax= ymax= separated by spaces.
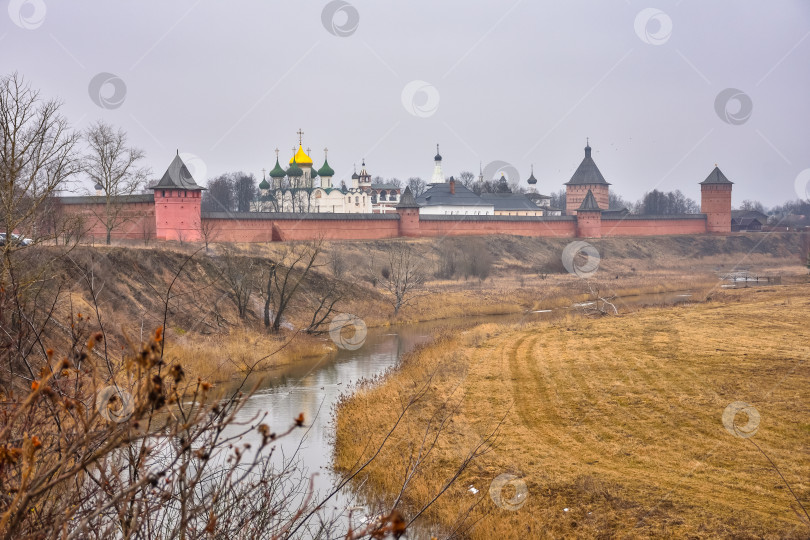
xmin=218 ymin=289 xmax=700 ymax=534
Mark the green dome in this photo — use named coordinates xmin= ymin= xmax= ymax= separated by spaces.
xmin=269 ymin=158 xmax=286 ymax=178
xmin=259 ymin=178 xmax=270 ymax=190
xmin=286 ymin=159 xmax=303 ymax=177
xmin=318 ymin=159 xmax=335 ymax=177
xmin=310 ymin=167 xmax=318 ymax=179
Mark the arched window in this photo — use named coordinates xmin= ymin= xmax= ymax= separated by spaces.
xmin=161 ymin=190 xmax=166 ymax=197
xmin=379 ymin=190 xmax=387 ymax=201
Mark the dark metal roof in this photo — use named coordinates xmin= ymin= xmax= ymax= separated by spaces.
xmin=416 ymin=182 xmax=491 ymax=207
xmin=59 ymin=194 xmax=154 ymax=205
xmin=731 ymin=210 xmax=768 ymax=221
xmin=421 ymin=214 xmax=575 ymax=222
xmin=150 ymin=153 xmax=205 ymax=191
xmin=480 ymin=193 xmax=542 ymax=211
xmin=525 ymin=192 xmax=551 ymax=201
xmin=564 ymin=145 xmax=610 ymax=186
xmin=370 ymin=183 xmax=401 ymax=190
xmin=700 ymin=166 xmax=733 ymax=184
xmin=602 ymin=213 xmax=706 ymax=221
xmin=395 ymin=187 xmax=421 ymax=209
xmin=578 ymin=189 xmax=602 ymax=211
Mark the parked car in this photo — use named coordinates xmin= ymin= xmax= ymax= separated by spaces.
xmin=0 ymin=233 xmax=33 ymax=247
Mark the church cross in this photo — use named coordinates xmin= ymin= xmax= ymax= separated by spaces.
xmin=262 ymin=168 xmax=266 ymax=180
xmin=297 ymin=129 xmax=304 ymax=145
xmin=324 ymin=147 xmax=328 ymax=159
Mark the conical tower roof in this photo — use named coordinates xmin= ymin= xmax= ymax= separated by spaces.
xmin=565 ymin=143 xmax=610 ymax=186
xmin=396 ymin=186 xmax=422 ymax=209
xmin=578 ymin=188 xmax=602 ymax=211
xmin=151 ymin=152 xmax=205 ymax=191
xmin=700 ymin=166 xmax=733 ymax=184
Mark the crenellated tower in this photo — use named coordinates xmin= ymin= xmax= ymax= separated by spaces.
xmin=700 ymin=166 xmax=733 ymax=233
xmin=150 ymin=152 xmax=205 ymax=241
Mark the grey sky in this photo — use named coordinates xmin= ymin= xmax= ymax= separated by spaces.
xmin=4 ymin=1 xmax=809 ymax=206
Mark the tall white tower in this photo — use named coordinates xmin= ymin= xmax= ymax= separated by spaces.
xmin=431 ymin=144 xmax=444 ymax=183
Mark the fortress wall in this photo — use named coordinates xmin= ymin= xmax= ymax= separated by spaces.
xmin=207 ymin=215 xmax=401 ymax=242
xmin=58 ymin=200 xmax=715 ymax=243
xmin=417 ymin=217 xmax=577 ymax=238
xmin=601 ymin=216 xmax=707 ymax=237
xmin=62 ymin=201 xmax=156 ymax=242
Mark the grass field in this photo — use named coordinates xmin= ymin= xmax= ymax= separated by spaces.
xmin=334 ymin=283 xmax=810 ymax=538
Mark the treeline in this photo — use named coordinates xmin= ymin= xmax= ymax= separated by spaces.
xmin=202 ymin=172 xmax=257 ymax=212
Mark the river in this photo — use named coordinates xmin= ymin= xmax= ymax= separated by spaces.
xmin=220 ymin=289 xmax=698 ymax=537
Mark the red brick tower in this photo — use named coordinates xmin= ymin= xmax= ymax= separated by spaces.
xmin=396 ymin=186 xmax=421 ymax=237
xmin=700 ymin=166 xmax=733 ymax=234
xmin=150 ymin=152 xmax=205 ymax=241
xmin=565 ymin=141 xmax=610 ymax=215
xmin=575 ymin=189 xmax=603 ymax=238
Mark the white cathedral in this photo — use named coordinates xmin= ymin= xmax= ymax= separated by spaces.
xmin=253 ymin=131 xmax=401 ymax=214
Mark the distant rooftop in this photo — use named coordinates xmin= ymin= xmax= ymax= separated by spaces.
xmin=480 ymin=192 xmax=542 ymax=211
xmin=417 ymin=181 xmax=491 ymax=207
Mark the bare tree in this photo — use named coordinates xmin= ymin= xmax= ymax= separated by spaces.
xmin=83 ymin=121 xmax=150 ymax=244
xmin=196 ymin=216 xmax=219 ymax=253
xmin=382 ymin=242 xmax=427 ymax=314
xmin=457 ymin=170 xmax=476 ymax=190
xmin=407 ymin=177 xmax=427 ymax=198
xmin=219 ymin=247 xmax=257 ymax=319
xmin=0 ymin=72 xmax=81 ymax=252
xmin=261 ymin=239 xmax=322 ymax=332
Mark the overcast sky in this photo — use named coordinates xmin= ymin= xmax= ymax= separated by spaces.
xmin=4 ymin=0 xmax=809 ymax=206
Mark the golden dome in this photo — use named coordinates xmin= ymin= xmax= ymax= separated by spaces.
xmin=289 ymin=145 xmax=313 ymax=166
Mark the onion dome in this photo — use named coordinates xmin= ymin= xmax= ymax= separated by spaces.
xmin=94 ymin=182 xmax=104 ymax=191
xmin=269 ymin=157 xmax=286 ymax=178
xmin=259 ymin=178 xmax=270 ymax=190
xmin=310 ymin=167 xmax=318 ymax=180
xmin=434 ymin=143 xmax=442 ymax=162
xmin=289 ymin=145 xmax=313 ymax=166
xmin=351 ymin=164 xmax=359 ymax=180
xmin=527 ymin=165 xmax=537 ymax=185
xmin=318 ymin=158 xmax=335 ymax=177
xmin=287 ymin=158 xmax=303 ymax=177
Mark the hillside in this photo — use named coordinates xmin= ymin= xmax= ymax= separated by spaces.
xmin=14 ymin=232 xmax=807 ymax=385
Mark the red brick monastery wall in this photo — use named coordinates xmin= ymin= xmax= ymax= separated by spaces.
xmin=204 ymin=214 xmax=401 ymax=242
xmin=417 ymin=216 xmax=577 ymax=238
xmin=601 ymin=216 xmax=707 ymax=237
xmin=60 ymin=200 xmax=155 ymax=242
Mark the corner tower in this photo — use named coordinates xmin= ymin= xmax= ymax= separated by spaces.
xmin=565 ymin=141 xmax=610 ymax=215
xmin=150 ymin=152 xmax=205 ymax=241
xmin=700 ymin=166 xmax=733 ymax=233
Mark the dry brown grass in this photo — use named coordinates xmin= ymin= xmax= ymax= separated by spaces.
xmin=334 ymin=284 xmax=810 ymax=538
xmin=164 ymin=329 xmax=335 ymax=384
